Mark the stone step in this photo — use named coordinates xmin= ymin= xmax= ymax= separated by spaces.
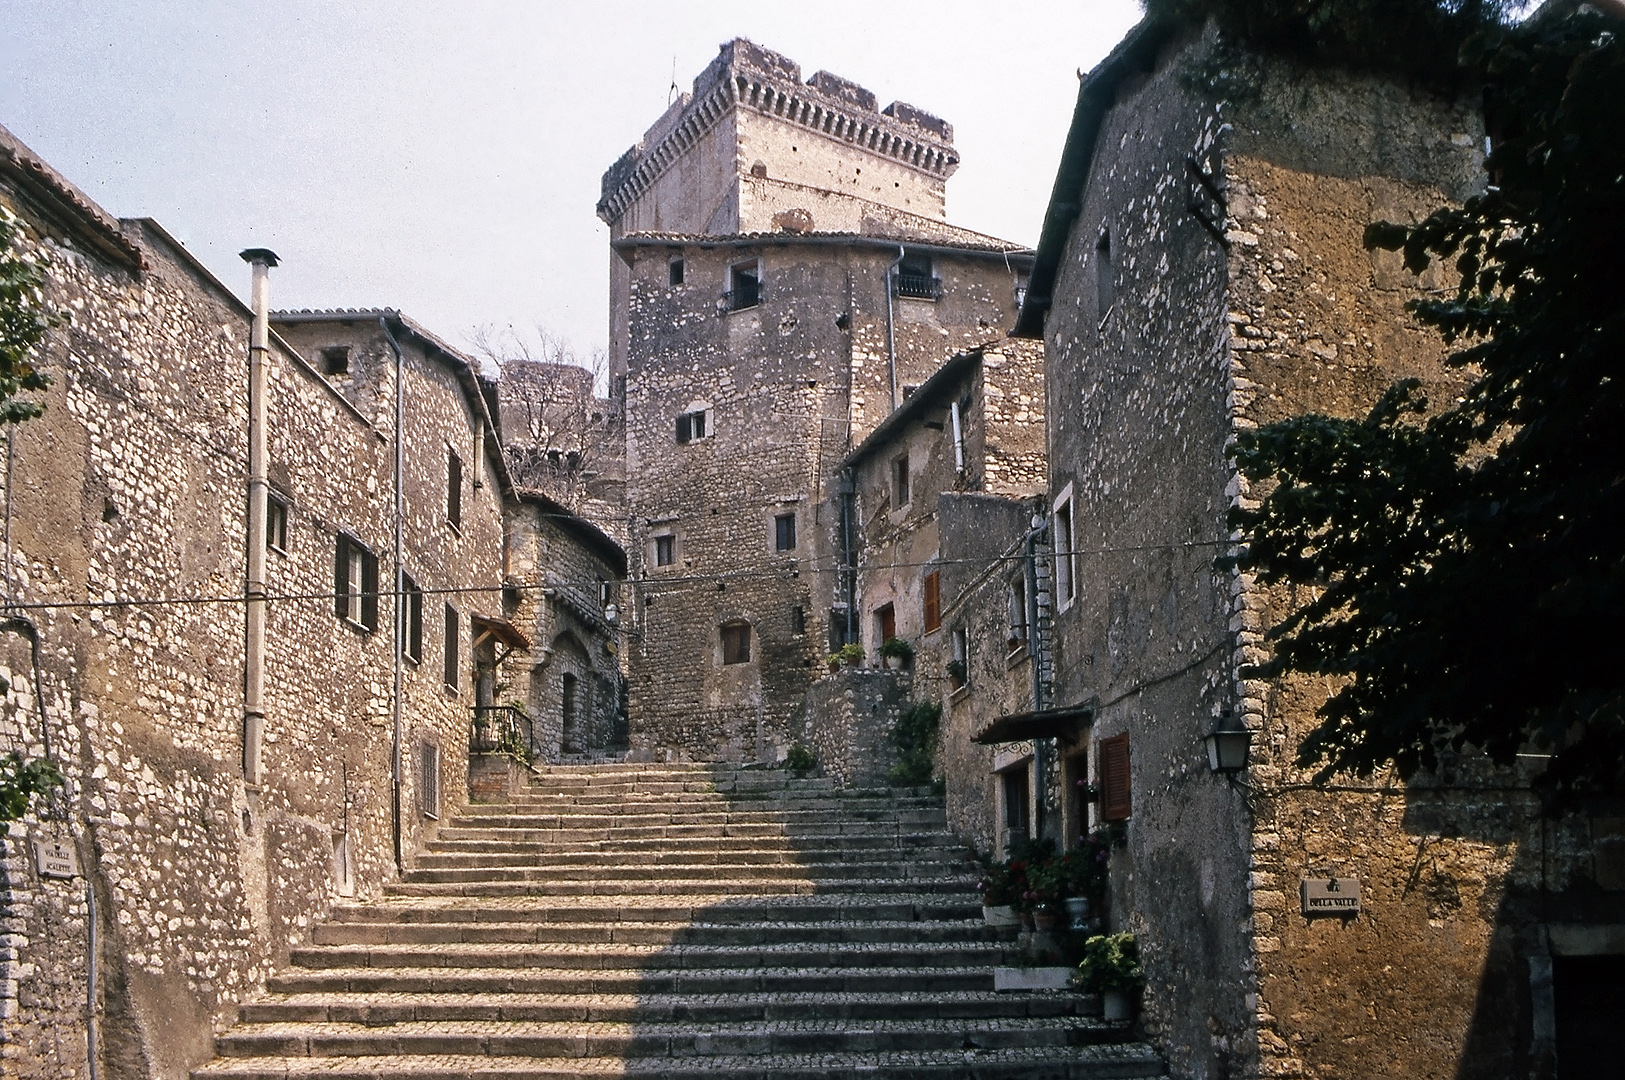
xmin=192 ymin=1045 xmax=1167 ymax=1079
xmin=498 ymin=789 xmax=939 ymax=805
xmin=286 ymin=941 xmax=1015 ymax=972
xmin=422 ymin=833 xmax=963 ymax=854
xmin=448 ymin=807 xmax=950 ymax=827
xmin=399 ymin=861 xmax=973 ymax=885
xmin=429 ymin=821 xmax=950 ymax=842
xmin=238 ymin=988 xmax=1099 ymax=1025
xmin=265 ymin=963 xmax=1009 ymax=997
xmin=382 ymin=876 xmax=976 ymax=898
xmin=310 ymin=918 xmax=1016 ymax=948
xmin=410 ymin=849 xmax=973 ymax=871
xmin=213 ymin=1015 xmax=1132 ymax=1059
xmin=326 ymin=896 xmax=984 ymax=924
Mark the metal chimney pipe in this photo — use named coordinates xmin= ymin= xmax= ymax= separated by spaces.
xmin=239 ymin=247 xmax=278 ymax=787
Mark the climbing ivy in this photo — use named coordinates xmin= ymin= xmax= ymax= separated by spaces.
xmin=887 ymin=701 xmax=941 ymax=787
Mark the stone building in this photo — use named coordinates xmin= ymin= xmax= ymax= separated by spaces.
xmin=495 ymin=359 xmax=626 ymax=543
xmin=0 ymin=124 xmax=622 ymax=1079
xmin=1002 ymin=17 xmax=1625 ymax=1080
xmin=599 ymin=39 xmax=1035 ymax=763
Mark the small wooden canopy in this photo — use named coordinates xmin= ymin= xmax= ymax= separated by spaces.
xmin=972 ymin=702 xmax=1095 ymax=745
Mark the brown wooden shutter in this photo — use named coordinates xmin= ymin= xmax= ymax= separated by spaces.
xmin=334 ymin=535 xmax=351 ymax=619
xmin=360 ymin=549 xmax=379 ymax=632
xmin=447 ymin=450 xmax=463 ymax=528
xmin=1099 ymin=733 xmax=1131 ymax=822
xmin=922 ymin=571 xmax=941 ymax=632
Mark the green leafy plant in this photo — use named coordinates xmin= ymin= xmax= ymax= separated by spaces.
xmin=1075 ymin=932 xmax=1145 ymax=993
xmin=0 ymin=752 xmax=63 ymax=822
xmin=829 ymin=642 xmax=864 ymax=667
xmin=886 ymin=700 xmax=940 ymax=786
xmin=878 ymin=637 xmax=914 ymax=661
xmin=977 ymin=856 xmax=1019 ymax=906
xmin=784 ymin=743 xmax=817 ymax=778
xmin=945 ymin=658 xmax=968 ymax=689
xmin=0 ymin=211 xmax=57 ymax=426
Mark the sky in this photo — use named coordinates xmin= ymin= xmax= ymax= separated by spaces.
xmin=0 ymin=0 xmax=1145 ymax=362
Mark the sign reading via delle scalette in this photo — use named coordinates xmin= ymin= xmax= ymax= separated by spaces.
xmin=32 ymin=838 xmax=80 ymax=880
xmin=1301 ymin=876 xmax=1360 ymax=916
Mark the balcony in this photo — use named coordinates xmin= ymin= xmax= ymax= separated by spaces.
xmin=893 ymin=273 xmax=942 ymax=301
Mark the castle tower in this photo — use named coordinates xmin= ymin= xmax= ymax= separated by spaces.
xmin=600 ymin=40 xmax=1037 ymax=764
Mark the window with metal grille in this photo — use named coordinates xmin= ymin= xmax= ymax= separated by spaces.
xmin=333 ymin=534 xmax=379 ymax=631
xmin=1099 ymin=733 xmax=1131 ymax=822
xmin=447 ymin=448 xmax=463 ymax=530
xmin=419 ymin=741 xmax=441 ymax=820
xmin=893 ymin=251 xmax=941 ymax=300
xmin=721 ymin=621 xmax=751 ymax=665
xmin=922 ymin=570 xmax=941 ymax=633
xmin=443 ymin=604 xmax=459 ymax=691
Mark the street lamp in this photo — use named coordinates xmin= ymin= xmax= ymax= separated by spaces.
xmin=1205 ymin=709 xmax=1252 ymax=774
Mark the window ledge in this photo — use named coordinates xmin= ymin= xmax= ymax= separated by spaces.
xmin=1006 ymin=643 xmax=1030 ymax=667
xmin=949 ymin=685 xmax=971 ymax=704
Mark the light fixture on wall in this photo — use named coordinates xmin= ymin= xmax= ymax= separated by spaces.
xmin=603 ymin=603 xmax=620 ymax=627
xmin=1205 ymin=708 xmax=1252 ymax=774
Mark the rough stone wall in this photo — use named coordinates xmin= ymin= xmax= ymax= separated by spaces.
xmin=495 ymin=360 xmax=625 ymax=542
xmin=619 ymin=239 xmax=1031 ymax=763
xmin=503 ymin=495 xmax=626 ymax=761
xmin=1035 ymin=26 xmax=1608 ymax=1080
xmin=793 ymin=668 xmax=910 ymax=789
xmin=0 ymin=144 xmax=509 ymax=1078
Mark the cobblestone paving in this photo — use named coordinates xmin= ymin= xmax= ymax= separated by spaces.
xmin=193 ymin=764 xmax=1167 ymax=1078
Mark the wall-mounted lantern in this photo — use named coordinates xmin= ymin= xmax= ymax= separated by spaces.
xmin=1205 ymin=709 xmax=1252 ymax=774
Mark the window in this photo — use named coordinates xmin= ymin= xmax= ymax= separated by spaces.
xmin=1054 ymin=495 xmax=1075 ymax=610
xmin=675 ymin=406 xmax=712 ymax=443
xmin=893 ymin=251 xmax=940 ymax=300
xmin=669 ymin=258 xmax=685 ymax=286
xmin=790 ymin=606 xmax=806 ymax=636
xmin=1008 ymin=576 xmax=1028 ymax=648
xmin=597 ymin=577 xmax=611 ymax=609
xmin=333 ymin=534 xmax=379 ymax=631
xmin=774 ymin=512 xmax=797 ymax=552
xmin=443 ymin=604 xmax=459 ymax=691
xmin=1099 ymin=733 xmax=1131 ymax=822
xmin=892 ymin=454 xmax=910 ymax=507
xmin=922 ymin=570 xmax=941 ymax=633
xmin=721 ymin=621 xmax=751 ymax=665
xmin=419 ymin=741 xmax=441 ymax=820
xmin=653 ymin=533 xmax=676 ymax=567
xmin=401 ymin=571 xmax=423 ymax=663
xmin=874 ymin=603 xmax=896 ymax=645
xmin=1096 ymin=231 xmax=1114 ymax=326
xmin=320 ymin=346 xmax=350 ymax=376
xmin=447 ymin=449 xmax=463 ymax=531
xmin=951 ymin=625 xmax=969 ymax=690
xmin=728 ymin=260 xmax=761 ymax=310
xmin=266 ymin=493 xmax=289 ymax=554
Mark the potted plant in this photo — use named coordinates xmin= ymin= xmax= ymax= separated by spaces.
xmin=1075 ymin=932 xmax=1145 ymax=1022
xmin=1026 ymin=858 xmax=1068 ymax=932
xmin=977 ymin=859 xmax=1019 ymax=926
xmin=837 ymin=642 xmax=864 ymax=668
xmin=946 ymin=658 xmax=968 ymax=691
xmin=1059 ymin=834 xmax=1111 ymax=928
xmin=878 ymin=636 xmax=913 ymax=670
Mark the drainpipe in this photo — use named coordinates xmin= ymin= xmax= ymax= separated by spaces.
xmin=472 ymin=421 xmax=485 ymax=491
xmin=838 ymin=467 xmax=857 ymax=646
xmin=949 ymin=399 xmax=966 ymax=475
xmin=1024 ymin=510 xmax=1050 ymax=842
xmin=238 ymin=249 xmax=277 ymax=787
xmin=379 ymin=316 xmax=406 ymax=873
xmin=883 ymin=246 xmax=905 ymax=413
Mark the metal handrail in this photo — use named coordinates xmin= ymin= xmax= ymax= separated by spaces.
xmin=471 ymin=704 xmax=538 ymax=763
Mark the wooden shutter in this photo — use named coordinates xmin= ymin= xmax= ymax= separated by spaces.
xmin=1099 ymin=733 xmax=1131 ymax=822
xmin=406 ymin=578 xmax=423 ymax=662
xmin=443 ymin=604 xmax=459 ymax=689
xmin=447 ymin=450 xmax=463 ymax=528
xmin=676 ymin=413 xmax=692 ymax=443
xmin=334 ymin=535 xmax=351 ymax=618
xmin=360 ymin=549 xmax=379 ymax=631
xmin=922 ymin=571 xmax=941 ymax=632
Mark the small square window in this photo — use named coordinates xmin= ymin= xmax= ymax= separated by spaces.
xmin=266 ymin=494 xmax=289 ymax=554
xmin=676 ymin=407 xmax=712 ymax=443
xmin=654 ymin=534 xmax=676 ymax=567
xmin=670 ymin=258 xmax=685 ymax=286
xmin=320 ymin=346 xmax=350 ymax=376
xmin=729 ymin=261 xmax=761 ymax=310
xmin=775 ymin=512 xmax=797 ymax=552
xmin=721 ymin=621 xmax=751 ymax=665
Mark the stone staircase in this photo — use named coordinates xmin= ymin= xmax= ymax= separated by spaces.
xmin=193 ymin=762 xmax=1166 ymax=1079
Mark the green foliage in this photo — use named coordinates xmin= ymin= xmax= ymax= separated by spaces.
xmin=1147 ymin=0 xmax=1509 ymax=90
xmin=0 ymin=752 xmax=63 ymax=822
xmin=886 ymin=700 xmax=941 ymax=786
xmin=878 ymin=636 xmax=914 ymax=661
xmin=1230 ymin=8 xmax=1625 ymax=803
xmin=0 ymin=213 xmax=56 ymax=426
xmin=977 ymin=856 xmax=1020 ymax=906
xmin=1075 ymin=932 xmax=1145 ymax=993
xmin=784 ymin=743 xmax=817 ymax=778
xmin=828 ymin=642 xmax=864 ymax=667
xmin=945 ymin=658 xmax=968 ymax=688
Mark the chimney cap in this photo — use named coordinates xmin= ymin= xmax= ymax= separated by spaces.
xmin=239 ymin=247 xmax=280 ymax=267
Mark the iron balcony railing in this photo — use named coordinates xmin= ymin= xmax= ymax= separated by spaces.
xmin=893 ymin=273 xmax=943 ymax=301
xmin=471 ymin=704 xmax=539 ymax=763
